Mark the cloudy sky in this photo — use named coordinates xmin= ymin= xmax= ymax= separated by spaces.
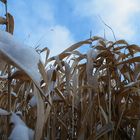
xmin=1 ymin=0 xmax=140 ymax=55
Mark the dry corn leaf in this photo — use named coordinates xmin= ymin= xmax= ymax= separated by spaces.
xmin=117 ymin=56 xmax=140 ymax=65
xmin=6 ymin=13 xmax=14 ymax=34
xmin=113 ymin=40 xmax=129 ymax=46
xmin=33 ymin=84 xmax=45 ymax=140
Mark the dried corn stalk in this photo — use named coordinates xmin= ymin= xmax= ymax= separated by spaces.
xmin=0 ymin=29 xmax=140 ymax=140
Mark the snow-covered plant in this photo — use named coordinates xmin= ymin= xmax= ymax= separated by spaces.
xmin=0 ymin=29 xmax=140 ymax=140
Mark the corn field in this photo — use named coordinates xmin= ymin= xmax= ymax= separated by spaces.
xmin=0 ymin=1 xmax=140 ymax=140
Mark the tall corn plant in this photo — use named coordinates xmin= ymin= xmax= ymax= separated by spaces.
xmin=0 ymin=31 xmax=140 ymax=140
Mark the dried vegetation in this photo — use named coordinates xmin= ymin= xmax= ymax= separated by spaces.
xmin=0 ymin=32 xmax=140 ymax=140
xmin=0 ymin=1 xmax=140 ymax=140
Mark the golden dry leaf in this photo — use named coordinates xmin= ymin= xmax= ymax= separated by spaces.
xmin=33 ymin=84 xmax=45 ymax=140
xmin=6 ymin=13 xmax=14 ymax=34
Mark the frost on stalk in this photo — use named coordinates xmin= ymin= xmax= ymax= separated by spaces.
xmin=0 ymin=30 xmax=41 ymax=85
xmin=8 ymin=113 xmax=34 ymax=140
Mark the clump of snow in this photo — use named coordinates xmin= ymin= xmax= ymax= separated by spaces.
xmin=0 ymin=74 xmax=8 ymax=80
xmin=8 ymin=125 xmax=29 ymax=140
xmin=10 ymin=112 xmax=25 ymax=126
xmin=0 ymin=108 xmax=9 ymax=115
xmin=0 ymin=30 xmax=41 ymax=86
xmin=9 ymin=113 xmax=34 ymax=140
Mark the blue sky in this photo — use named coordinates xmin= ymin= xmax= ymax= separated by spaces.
xmin=1 ymin=0 xmax=140 ymax=55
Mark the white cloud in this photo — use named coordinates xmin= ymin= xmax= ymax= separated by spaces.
xmin=73 ymin=0 xmax=140 ymax=41
xmin=8 ymin=0 xmax=74 ymax=56
xmin=45 ymin=25 xmax=74 ymax=56
xmin=29 ymin=25 xmax=74 ymax=56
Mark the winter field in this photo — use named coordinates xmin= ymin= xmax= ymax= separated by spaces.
xmin=0 ymin=0 xmax=140 ymax=140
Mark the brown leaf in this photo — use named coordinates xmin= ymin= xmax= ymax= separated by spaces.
xmin=6 ymin=13 xmax=14 ymax=34
xmin=117 ymin=56 xmax=140 ymax=65
xmin=34 ymin=84 xmax=45 ymax=140
xmin=113 ymin=40 xmax=129 ymax=46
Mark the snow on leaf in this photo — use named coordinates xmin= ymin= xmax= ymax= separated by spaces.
xmin=0 ymin=108 xmax=9 ymax=115
xmin=0 ymin=30 xmax=41 ymax=85
xmin=8 ymin=125 xmax=30 ymax=140
xmin=0 ymin=74 xmax=8 ymax=80
xmin=10 ymin=112 xmax=25 ymax=126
